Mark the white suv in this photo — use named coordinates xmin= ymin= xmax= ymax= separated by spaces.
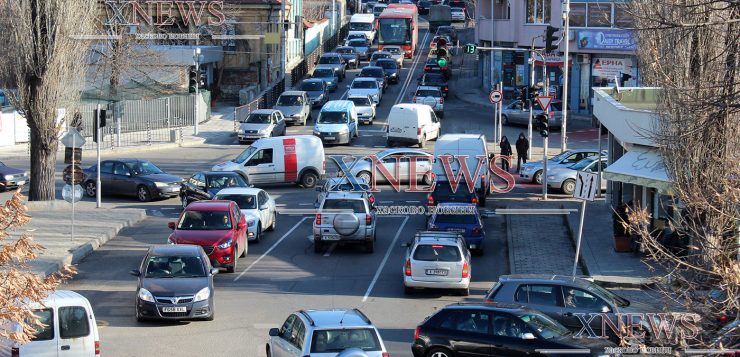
xmin=266 ymin=309 xmax=390 ymax=357
xmin=413 ymin=86 xmax=444 ymax=118
xmin=313 ymin=191 xmax=377 ymax=253
xmin=402 ymin=231 xmax=471 ymax=296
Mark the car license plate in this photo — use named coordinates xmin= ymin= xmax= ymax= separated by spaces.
xmin=324 ymin=136 xmax=335 ymax=140
xmin=425 ymin=269 xmax=448 ymax=276
xmin=447 ymin=228 xmax=466 ymax=233
xmin=322 ymin=235 xmax=340 ymax=241
xmin=161 ymin=306 xmax=187 ymax=313
xmin=16 ymin=180 xmax=26 ymax=185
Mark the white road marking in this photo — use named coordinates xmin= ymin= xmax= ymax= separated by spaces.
xmin=298 ymin=203 xmax=313 ymax=206
xmin=394 ymin=30 xmax=431 ymax=106
xmin=361 ymin=216 xmax=409 ymax=302
xmin=233 ymin=217 xmax=310 ymax=281
xmin=323 ymin=243 xmax=337 ymax=257
xmin=151 ymin=210 xmax=164 ymax=217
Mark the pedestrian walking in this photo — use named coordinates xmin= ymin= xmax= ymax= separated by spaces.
xmin=499 ymin=136 xmax=512 ymax=172
xmin=515 ymin=132 xmax=529 ymax=173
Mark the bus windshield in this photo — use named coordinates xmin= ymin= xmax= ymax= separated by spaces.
xmin=378 ymin=18 xmax=411 ymax=44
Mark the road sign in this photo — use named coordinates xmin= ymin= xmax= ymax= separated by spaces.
xmin=62 ymin=165 xmax=84 ymax=185
xmin=62 ymin=184 xmax=84 ymax=203
xmin=536 ymin=95 xmax=554 ymax=112
xmin=574 ymin=171 xmax=598 ymax=201
xmin=60 ymin=128 xmax=86 ymax=148
xmin=64 ymin=147 xmax=82 ymax=165
xmin=488 ymin=90 xmax=503 ymax=104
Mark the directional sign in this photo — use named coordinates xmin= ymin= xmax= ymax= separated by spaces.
xmin=536 ymin=95 xmax=554 ymax=112
xmin=62 ymin=184 xmax=84 ymax=203
xmin=574 ymin=171 xmax=598 ymax=201
xmin=488 ymin=90 xmax=503 ymax=104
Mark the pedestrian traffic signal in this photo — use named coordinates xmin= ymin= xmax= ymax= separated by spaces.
xmin=188 ymin=66 xmax=198 ymax=93
xmin=536 ymin=113 xmax=549 ymax=137
xmin=464 ymin=43 xmax=477 ymax=54
xmin=437 ymin=57 xmax=448 ymax=68
xmin=544 ymin=26 xmax=559 ymax=53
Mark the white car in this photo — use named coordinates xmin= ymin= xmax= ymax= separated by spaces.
xmin=348 ymin=94 xmax=376 ymax=124
xmin=403 ymin=231 xmax=471 ymax=296
xmin=451 ymin=6 xmax=466 ymax=21
xmin=347 ymin=77 xmax=382 ymax=103
xmin=238 ymin=109 xmax=287 ymax=143
xmin=214 ymin=187 xmax=277 ymax=242
xmin=382 ymin=45 xmax=405 ymax=68
xmin=413 ymin=86 xmax=444 ymax=117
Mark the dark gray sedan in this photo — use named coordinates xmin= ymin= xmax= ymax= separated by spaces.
xmin=502 ymin=99 xmax=563 ymax=127
xmin=0 ymin=161 xmax=28 ymax=191
xmin=374 ymin=58 xmax=400 ymax=84
xmin=83 ymin=159 xmax=183 ymax=202
xmin=336 ymin=46 xmax=360 ymax=68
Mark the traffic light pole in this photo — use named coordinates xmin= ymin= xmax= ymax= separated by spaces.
xmin=95 ymin=104 xmax=102 ymax=208
xmin=528 ymin=45 xmax=535 ymax=161
xmin=194 ymin=47 xmax=201 ymax=135
xmin=561 ymin=0 xmax=571 ymax=153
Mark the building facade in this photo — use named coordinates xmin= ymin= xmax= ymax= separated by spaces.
xmin=475 ymin=0 xmax=639 ymax=114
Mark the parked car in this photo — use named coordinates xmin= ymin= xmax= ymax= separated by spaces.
xmin=336 ymin=46 xmax=361 ymax=68
xmin=316 ymin=53 xmax=347 ymax=81
xmin=301 ymin=78 xmax=331 ymax=107
xmin=411 ymin=302 xmax=616 ymax=357
xmin=519 ymin=148 xmax=604 ymax=184
xmin=348 ymin=77 xmax=383 ymax=104
xmin=131 ymin=245 xmax=217 ymax=321
xmin=274 ymin=91 xmax=311 ymax=125
xmin=450 ymin=6 xmax=465 ymax=21
xmin=358 ymin=66 xmax=389 ymax=92
xmin=402 ymin=231 xmax=471 ymax=296
xmin=167 ymin=200 xmax=248 ymax=273
xmin=313 ymin=191 xmax=376 ymax=253
xmin=427 ymin=202 xmax=485 ymax=254
xmin=237 ymin=109 xmax=286 ymax=143
xmin=502 ymin=99 xmax=564 ymax=128
xmin=348 ymin=94 xmax=377 ymax=124
xmin=386 ymin=103 xmax=442 ymax=148
xmin=8 ymin=290 xmax=100 ymax=356
xmin=0 ymin=161 xmax=27 ymax=191
xmin=418 ymin=72 xmax=449 ymax=97
xmin=82 ymin=159 xmax=183 ymax=202
xmin=435 ymin=25 xmax=458 ymax=45
xmin=308 ymin=69 xmax=338 ymax=93
xmin=315 ymin=176 xmax=375 ymax=207
xmin=413 ymin=86 xmax=444 ymax=117
xmin=547 ymin=156 xmax=609 ymax=195
xmin=383 ymin=45 xmax=405 ymax=68
xmin=346 ymin=39 xmax=371 ymax=61
xmin=485 ymin=274 xmax=655 ymax=343
xmin=214 ymin=187 xmax=277 ymax=243
xmin=267 ymin=309 xmax=389 ymax=357
xmin=374 ymin=58 xmax=400 ymax=84
xmin=313 ymin=100 xmax=360 ymax=145
xmin=180 ymin=171 xmax=249 ymax=208
xmin=350 ymin=147 xmax=433 ymax=184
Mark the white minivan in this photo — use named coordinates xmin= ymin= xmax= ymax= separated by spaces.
xmin=8 ymin=290 xmax=100 ymax=357
xmin=433 ymin=134 xmax=490 ymax=206
xmin=349 ymin=13 xmax=376 ymax=43
xmin=212 ymin=135 xmax=325 ymax=188
xmin=386 ymin=103 xmax=441 ymax=148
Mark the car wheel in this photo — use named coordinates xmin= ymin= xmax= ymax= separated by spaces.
xmin=253 ymin=224 xmax=261 ymax=244
xmin=419 ymin=134 xmax=426 ymax=148
xmin=426 ymin=347 xmax=454 ymax=357
xmin=84 ymin=181 xmax=96 ymax=197
xmin=137 ymin=185 xmax=151 ymax=202
xmin=562 ymin=179 xmax=576 ymax=195
xmin=365 ymin=240 xmax=374 ymax=253
xmin=503 ymin=114 xmax=509 ymax=125
xmin=314 ymin=240 xmax=323 ymax=254
xmin=533 ymin=170 xmax=543 ymax=184
xmin=267 ymin=211 xmax=277 ymax=231
xmin=422 ymin=171 xmax=433 ymax=186
xmin=358 ymin=171 xmax=372 ymax=184
xmin=300 ymin=171 xmax=319 ymax=188
xmin=266 ymin=346 xmax=272 ymax=357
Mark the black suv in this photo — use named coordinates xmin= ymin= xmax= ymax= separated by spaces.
xmin=411 ymin=303 xmax=616 ymax=357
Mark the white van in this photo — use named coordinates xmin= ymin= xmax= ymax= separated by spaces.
xmin=212 ymin=135 xmax=325 ymax=188
xmin=373 ymin=3 xmax=387 ymax=17
xmin=8 ymin=290 xmax=100 ymax=356
xmin=386 ymin=103 xmax=441 ymax=148
xmin=313 ymin=100 xmax=359 ymax=145
xmin=433 ymin=134 xmax=490 ymax=205
xmin=349 ymin=13 xmax=376 ymax=43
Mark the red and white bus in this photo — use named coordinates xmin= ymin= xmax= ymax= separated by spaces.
xmin=377 ymin=7 xmax=418 ymax=58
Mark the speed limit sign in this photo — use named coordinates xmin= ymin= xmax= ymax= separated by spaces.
xmin=489 ymin=90 xmax=503 ymax=104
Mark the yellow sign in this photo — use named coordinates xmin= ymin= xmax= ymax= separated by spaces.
xmin=264 ymin=32 xmax=280 ymax=44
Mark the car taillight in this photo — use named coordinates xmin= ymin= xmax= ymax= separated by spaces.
xmin=427 ymin=196 xmax=435 ymax=206
xmin=366 ymin=214 xmax=372 ymax=225
xmin=424 ymin=67 xmax=429 ymax=72
xmin=472 ymin=227 xmax=482 ymax=235
xmin=414 ymin=326 xmax=421 ymax=340
xmin=404 ymin=259 xmax=412 ymax=276
xmin=417 ymin=127 xmax=422 ymax=135
xmin=485 ymin=299 xmax=493 ymax=303
xmin=412 ymin=96 xmax=417 ymax=103
xmin=432 ymin=244 xmax=444 ymax=248
xmin=462 ymin=261 xmax=469 ymax=278
xmin=443 ymin=86 xmax=448 ymax=91
xmin=95 ymin=340 xmax=100 ymax=355
xmin=382 ymin=353 xmax=391 ymax=357
xmin=315 ymin=214 xmax=321 ymax=225
xmin=471 ymin=197 xmax=478 ymax=204
xmin=323 ymin=160 xmax=326 ymax=171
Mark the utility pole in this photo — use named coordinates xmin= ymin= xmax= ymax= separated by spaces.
xmin=193 ymin=47 xmax=201 ymax=135
xmin=561 ymin=0 xmax=571 ymax=152
xmin=281 ymin=0 xmax=287 ymax=90
xmin=95 ymin=105 xmax=102 ymax=208
xmin=542 ymin=55 xmax=549 ymax=201
xmin=527 ymin=38 xmax=538 ymax=161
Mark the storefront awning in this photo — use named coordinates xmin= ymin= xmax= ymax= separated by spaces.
xmin=604 ymin=146 xmax=673 ymax=192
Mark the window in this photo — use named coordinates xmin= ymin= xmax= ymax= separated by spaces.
xmin=28 ymin=308 xmax=54 ymax=341
xmin=492 ymin=314 xmax=531 ymax=338
xmin=58 ymin=306 xmax=90 ymax=339
xmin=613 ymin=3 xmax=632 ymax=28
xmin=310 ymin=328 xmax=382 ymax=353
xmin=291 ymin=319 xmax=306 ymax=349
xmin=438 ymin=310 xmax=490 ymax=334
xmin=514 ymin=285 xmax=560 ymax=307
xmin=413 ymin=244 xmax=462 ymax=262
xmin=562 ymin=287 xmax=609 ymax=309
xmin=258 ymin=191 xmax=269 ymax=207
xmin=207 ymin=174 xmax=247 ymax=189
xmin=568 ymin=2 xmax=632 ymax=28
xmin=588 ymin=3 xmax=612 ymax=27
xmin=280 ymin=314 xmax=297 ymax=340
xmin=215 ymin=194 xmax=257 ymax=210
xmin=232 ymin=205 xmax=241 ymax=224
xmin=113 ymin=163 xmax=129 ymax=176
xmin=526 ymin=0 xmax=551 ymax=24
xmin=193 ymin=173 xmax=205 ymax=187
xmin=569 ymin=3 xmax=586 ymax=27
xmin=101 ymin=161 xmax=115 ymax=174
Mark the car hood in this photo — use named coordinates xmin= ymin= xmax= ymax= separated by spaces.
xmin=355 ymin=106 xmax=374 ymax=114
xmin=315 ymin=123 xmax=350 ymax=132
xmin=212 ymin=161 xmax=241 ymax=172
xmin=274 ymin=106 xmax=302 ymax=116
xmin=0 ymin=166 xmax=25 ymax=176
xmin=171 ymin=229 xmax=234 ymax=245
xmin=142 ymin=277 xmax=210 ymax=297
xmin=383 ymin=68 xmax=398 ymax=75
xmin=239 ymin=123 xmax=271 ymax=132
xmin=549 ymin=334 xmax=616 ymax=350
xmin=340 ymin=54 xmax=358 ymax=60
xmin=348 ymin=88 xmax=379 ymax=97
xmin=137 ymin=173 xmax=182 ymax=184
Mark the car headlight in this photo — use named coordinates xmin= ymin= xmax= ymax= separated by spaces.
xmin=339 ymin=128 xmax=349 ymax=134
xmin=247 ymin=219 xmax=256 ymax=227
xmin=154 ymin=182 xmax=169 ymax=188
xmin=138 ymin=288 xmax=155 ymax=303
xmin=372 ymin=94 xmax=379 ymax=100
xmin=3 ymin=175 xmax=12 ymax=180
xmin=217 ymin=239 xmax=233 ymax=249
xmin=193 ymin=287 xmax=210 ymax=302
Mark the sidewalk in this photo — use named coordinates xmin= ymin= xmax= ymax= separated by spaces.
xmin=18 ymin=201 xmax=147 ymax=277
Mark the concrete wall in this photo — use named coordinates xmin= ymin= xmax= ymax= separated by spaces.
xmin=0 ymin=109 xmax=29 ymax=146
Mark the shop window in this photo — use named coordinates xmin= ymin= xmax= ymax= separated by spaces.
xmin=613 ymin=3 xmax=633 ymax=28
xmin=526 ymin=0 xmax=551 ymax=24
xmin=587 ymin=3 xmax=612 ymax=27
xmin=569 ymin=3 xmax=587 ymax=27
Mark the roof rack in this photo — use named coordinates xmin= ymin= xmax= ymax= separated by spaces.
xmin=298 ymin=310 xmax=315 ymax=326
xmin=414 ymin=230 xmax=463 ymax=242
xmin=352 ymin=309 xmax=372 ymax=325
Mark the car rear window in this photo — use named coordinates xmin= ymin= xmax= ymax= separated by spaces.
xmin=58 ymin=306 xmax=90 ymax=339
xmin=434 ymin=213 xmax=478 ymax=225
xmin=311 ymin=328 xmax=381 ymax=352
xmin=322 ymin=199 xmax=366 ymax=213
xmin=413 ymin=244 xmax=461 ymax=262
xmin=416 ymin=89 xmax=441 ymax=97
xmin=362 ymin=68 xmax=384 ymax=77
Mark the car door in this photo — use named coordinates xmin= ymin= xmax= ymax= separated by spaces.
xmin=508 ymin=101 xmax=526 ymax=124
xmin=436 ymin=309 xmax=492 ymax=357
xmin=274 ymin=112 xmax=286 ymax=136
xmin=377 ymin=154 xmax=402 ymax=183
xmin=191 ymin=173 xmax=210 ymax=201
xmin=512 ymin=284 xmax=565 ymax=326
xmin=57 ymin=305 xmax=94 ymax=357
xmin=112 ymin=162 xmax=136 ymax=196
xmin=429 ymin=110 xmax=441 ymax=136
xmin=489 ymin=313 xmax=536 ymax=357
xmin=99 ymin=161 xmax=116 ymax=193
xmin=257 ymin=190 xmax=272 ymax=230
xmin=559 ymin=286 xmax=615 ymax=337
xmin=231 ymin=204 xmax=246 ymax=253
xmin=273 ymin=314 xmax=300 ymax=357
xmin=244 ymin=148 xmax=276 ymax=185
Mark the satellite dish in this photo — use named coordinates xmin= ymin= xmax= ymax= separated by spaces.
xmin=336 ymin=348 xmax=369 ymax=357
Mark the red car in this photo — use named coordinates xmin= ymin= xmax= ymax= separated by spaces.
xmin=167 ymin=200 xmax=248 ymax=273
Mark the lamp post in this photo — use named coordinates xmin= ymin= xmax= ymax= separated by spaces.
xmin=561 ymin=0 xmax=571 ymax=152
xmin=194 ymin=47 xmax=202 ymax=135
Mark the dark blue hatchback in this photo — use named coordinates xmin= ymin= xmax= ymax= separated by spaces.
xmin=427 ymin=202 xmax=485 ymax=255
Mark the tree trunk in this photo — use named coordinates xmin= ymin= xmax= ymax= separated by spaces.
xmin=27 ymin=115 xmax=59 ymax=201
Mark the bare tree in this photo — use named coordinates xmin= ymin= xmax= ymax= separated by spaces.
xmin=0 ymin=0 xmax=93 ymax=201
xmin=625 ymin=0 xmax=740 ymax=349
xmin=0 ymin=190 xmax=75 ymax=347
xmin=304 ymin=0 xmax=331 ymax=21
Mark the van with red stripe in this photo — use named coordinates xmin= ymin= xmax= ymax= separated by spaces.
xmin=211 ymin=135 xmax=325 ymax=188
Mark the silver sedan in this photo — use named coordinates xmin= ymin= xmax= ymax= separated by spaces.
xmin=547 ymin=156 xmax=608 ymax=195
xmin=520 ymin=148 xmax=605 ymax=184
xmin=349 ymin=148 xmax=433 ymax=185
xmin=502 ymin=100 xmax=563 ymax=127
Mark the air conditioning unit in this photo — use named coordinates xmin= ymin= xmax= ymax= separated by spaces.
xmin=577 ymin=54 xmax=590 ymax=64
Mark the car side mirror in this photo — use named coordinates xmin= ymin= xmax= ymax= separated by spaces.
xmin=238 ymin=219 xmax=247 ymax=229
xmin=197 ymin=184 xmax=206 ymax=190
xmin=269 ymin=328 xmax=280 ymax=337
xmin=129 ymin=269 xmax=141 ymax=277
xmin=521 ymin=332 xmax=536 ymax=340
xmin=600 ymin=305 xmax=611 ymax=313
xmin=168 ymin=222 xmax=176 ymax=230
xmin=210 ymin=268 xmax=220 ymax=275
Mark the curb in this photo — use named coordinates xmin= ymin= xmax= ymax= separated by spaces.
xmin=505 ymin=207 xmax=516 ymax=274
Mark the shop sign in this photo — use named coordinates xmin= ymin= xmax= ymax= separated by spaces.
xmin=577 ymin=30 xmax=636 ymax=51
xmin=592 ymin=58 xmax=630 ymax=78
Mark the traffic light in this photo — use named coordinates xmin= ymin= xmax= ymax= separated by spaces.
xmin=188 ymin=66 xmax=198 ymax=93
xmin=464 ymin=43 xmax=477 ymax=54
xmin=435 ymin=47 xmax=448 ymax=58
xmin=437 ymin=57 xmax=448 ymax=69
xmin=620 ymin=72 xmax=633 ymax=86
xmin=92 ymin=109 xmax=107 ymax=143
xmin=436 ymin=46 xmax=449 ymax=69
xmin=545 ymin=26 xmax=559 ymax=53
xmin=437 ymin=37 xmax=448 ymax=48
xmin=536 ymin=113 xmax=549 ymax=137
xmin=198 ymin=69 xmax=207 ymax=89
xmin=528 ymin=85 xmax=540 ymax=101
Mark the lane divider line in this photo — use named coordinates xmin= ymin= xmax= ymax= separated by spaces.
xmin=361 ymin=215 xmax=410 ymax=302
xmin=234 ymin=217 xmax=310 ymax=282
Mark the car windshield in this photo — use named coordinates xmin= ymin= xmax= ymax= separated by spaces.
xmin=349 ymin=40 xmax=367 ymax=47
xmin=452 ymin=7 xmax=463 ymax=12
xmin=319 ymin=56 xmax=341 ymax=64
xmin=125 ymin=161 xmax=164 ymax=176
xmin=277 ymin=95 xmax=302 ymax=106
xmin=569 ymin=157 xmax=597 ymax=170
xmin=433 ymin=182 xmax=476 ymax=198
xmin=349 ymin=22 xmax=374 ymax=31
xmin=413 ymin=244 xmax=461 ymax=262
xmin=302 ymin=81 xmax=324 ymax=91
xmin=177 ymin=210 xmax=232 ymax=230
xmin=310 ymin=328 xmax=382 ymax=353
xmin=378 ymin=61 xmax=396 ymax=69
xmin=234 ymin=146 xmax=257 ymax=163
xmin=416 ymin=89 xmax=441 ymax=97
xmin=433 ymin=212 xmax=478 ymax=225
xmin=313 ymin=69 xmax=334 ymax=78
xmin=350 ymin=97 xmax=372 ymax=106
xmin=551 ymin=150 xmax=575 ymax=162
xmin=519 ymin=313 xmax=571 ymax=339
xmin=373 ymin=53 xmax=391 ymax=59
xmin=362 ymin=68 xmax=384 ymax=77
xmin=322 ymin=199 xmax=366 ymax=213
xmin=337 ymin=48 xmax=355 ymax=54
xmin=318 ymin=111 xmax=348 ymax=124
xmin=243 ymin=113 xmax=271 ymax=124
xmin=353 ymin=81 xmax=377 ymax=89
xmin=207 ymin=174 xmax=248 ymax=189
xmin=144 ymin=255 xmax=206 ymax=278
xmin=587 ymin=283 xmax=630 ymax=307
xmin=215 ymin=194 xmax=257 ymax=210
xmin=385 ymin=47 xmax=400 ymax=54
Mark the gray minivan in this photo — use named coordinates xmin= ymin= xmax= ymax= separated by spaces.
xmin=274 ymin=90 xmax=311 ymax=126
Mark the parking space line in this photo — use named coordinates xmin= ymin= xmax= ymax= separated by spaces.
xmin=233 ymin=217 xmax=310 ymax=282
xmin=361 ymin=216 xmax=409 ymax=302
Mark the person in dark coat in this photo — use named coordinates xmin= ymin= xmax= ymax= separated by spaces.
xmin=499 ymin=136 xmax=512 ymax=172
xmin=515 ymin=132 xmax=529 ymax=173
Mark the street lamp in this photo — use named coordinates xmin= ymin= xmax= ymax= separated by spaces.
xmin=194 ymin=47 xmax=202 ymax=135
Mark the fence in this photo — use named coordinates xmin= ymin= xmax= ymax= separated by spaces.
xmin=233 ymin=81 xmax=286 ymax=131
xmin=290 ymin=24 xmax=349 ymax=87
xmin=74 ymin=91 xmax=210 ymax=150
